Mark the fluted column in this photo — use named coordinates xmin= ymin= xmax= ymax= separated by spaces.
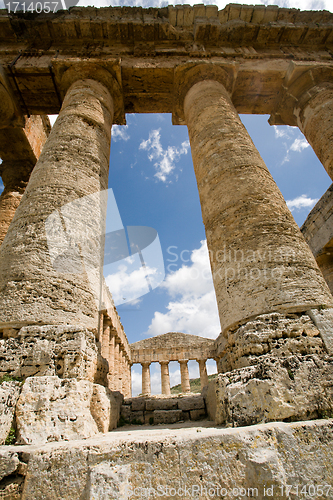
xmin=184 ymin=79 xmax=333 ymax=334
xmin=179 ymin=360 xmax=191 ymax=393
xmin=0 ymin=75 xmax=114 ymax=330
xmin=198 ymin=359 xmax=208 ymax=390
xmin=160 ymin=362 xmax=171 ymax=396
xmin=141 ymin=363 xmax=151 ymax=396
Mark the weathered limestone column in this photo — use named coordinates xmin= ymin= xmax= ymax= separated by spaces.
xmin=179 ymin=360 xmax=191 ymax=393
xmin=184 ymin=79 xmax=333 ymax=335
xmin=124 ymin=358 xmax=131 ymax=398
xmin=0 ymin=116 xmax=50 ymax=246
xmin=0 ymin=72 xmax=114 ymax=331
xmin=114 ymin=341 xmax=120 ymax=392
xmin=101 ymin=323 xmax=110 ymax=361
xmin=198 ymin=359 xmax=209 ymax=390
xmin=141 ymin=363 xmax=151 ymax=396
xmin=294 ymin=85 xmax=333 ymax=181
xmin=118 ymin=349 xmax=124 ymax=394
xmin=108 ymin=330 xmax=116 ymax=390
xmin=160 ymin=362 xmax=171 ymax=396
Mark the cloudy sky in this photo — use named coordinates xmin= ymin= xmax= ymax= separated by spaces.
xmin=2 ymin=0 xmax=333 ymax=394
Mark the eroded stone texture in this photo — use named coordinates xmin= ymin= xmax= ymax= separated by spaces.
xmin=0 ymin=325 xmax=99 ymax=382
xmin=204 ymin=354 xmax=333 ymax=426
xmin=0 ymin=116 xmax=50 ymax=247
xmin=15 ymin=376 xmax=122 ymax=445
xmin=0 ymin=381 xmax=21 ymax=445
xmin=184 ymin=79 xmax=333 ymax=336
xmin=0 ymin=420 xmax=329 ymax=500
xmin=215 ymin=311 xmax=325 ymax=372
xmin=0 ymin=78 xmax=114 ymax=331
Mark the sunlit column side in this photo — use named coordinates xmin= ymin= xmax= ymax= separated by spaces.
xmin=0 ymin=76 xmax=114 ymax=331
xmin=179 ymin=360 xmax=191 ymax=393
xmin=184 ymin=79 xmax=333 ymax=335
xmin=141 ymin=362 xmax=151 ymax=396
xmin=160 ymin=361 xmax=171 ymax=396
xmin=197 ymin=359 xmax=209 ymax=390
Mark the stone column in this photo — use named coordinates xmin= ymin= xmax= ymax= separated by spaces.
xmin=160 ymin=362 xmax=171 ymax=396
xmin=118 ymin=349 xmax=124 ymax=394
xmin=0 ymin=74 xmax=114 ymax=331
xmin=141 ymin=363 xmax=151 ymax=396
xmin=0 ymin=163 xmax=33 ymax=246
xmin=101 ymin=323 xmax=110 ymax=361
xmin=0 ymin=116 xmax=50 ymax=246
xmin=198 ymin=359 xmax=209 ymax=390
xmin=184 ymin=79 xmax=333 ymax=335
xmin=179 ymin=360 xmax=191 ymax=393
xmin=295 ymin=85 xmax=333 ymax=181
xmin=108 ymin=330 xmax=116 ymax=390
xmin=114 ymin=341 xmax=120 ymax=392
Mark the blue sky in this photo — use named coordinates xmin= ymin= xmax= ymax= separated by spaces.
xmin=1 ymin=0 xmax=333 ymax=394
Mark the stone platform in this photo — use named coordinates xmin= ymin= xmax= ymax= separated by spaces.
xmin=121 ymin=394 xmax=207 ymax=425
xmin=0 ymin=419 xmax=332 ymax=500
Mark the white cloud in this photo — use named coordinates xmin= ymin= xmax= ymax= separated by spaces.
xmin=105 ymin=259 xmax=158 ymax=305
xmin=146 ymin=240 xmax=221 ymax=339
xmin=139 ymin=129 xmax=190 ymax=182
xmin=286 ymin=194 xmax=319 ymax=211
xmin=273 ymin=126 xmax=291 ymax=139
xmin=289 ymin=137 xmax=310 ymax=152
xmin=112 ymin=125 xmax=130 ymax=142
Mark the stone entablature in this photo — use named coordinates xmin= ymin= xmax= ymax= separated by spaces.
xmin=131 ymin=331 xmax=215 ymax=364
xmin=1 ymin=5 xmax=333 ymax=119
xmin=131 ymin=332 xmax=216 ymax=396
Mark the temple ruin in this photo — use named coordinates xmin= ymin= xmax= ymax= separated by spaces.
xmin=0 ymin=3 xmax=333 ymax=498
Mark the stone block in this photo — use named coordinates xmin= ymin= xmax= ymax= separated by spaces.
xmin=190 ymin=409 xmax=206 ymax=420
xmin=181 ymin=411 xmax=190 ymax=421
xmin=144 ymin=412 xmax=154 ymax=425
xmin=0 ymin=325 xmax=99 ymax=383
xmin=0 ymin=451 xmax=20 ymax=481
xmin=145 ymin=398 xmax=178 ymax=411
xmin=177 ymin=395 xmax=205 ymax=411
xmin=15 ymin=376 xmax=107 ymax=445
xmin=129 ymin=411 xmax=144 ymax=424
xmin=131 ymin=398 xmax=145 ymax=412
xmin=120 ymin=405 xmax=131 ymax=420
xmin=0 ymin=381 xmax=21 ymax=445
xmin=90 ymin=385 xmax=121 ymax=432
xmin=205 ymin=354 xmax=333 ymax=427
xmin=153 ymin=410 xmax=183 ymax=425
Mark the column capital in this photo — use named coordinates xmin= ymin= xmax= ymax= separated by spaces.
xmin=269 ymin=61 xmax=333 ymax=127
xmin=52 ymin=59 xmax=125 ymax=125
xmin=172 ymin=62 xmax=238 ymax=125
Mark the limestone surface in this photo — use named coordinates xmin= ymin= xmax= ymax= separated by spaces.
xmin=15 ymin=376 xmax=122 ymax=445
xmin=0 ymin=381 xmax=21 ymax=445
xmin=0 ymin=419 xmax=330 ymax=500
xmin=204 ymin=354 xmax=333 ymax=427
